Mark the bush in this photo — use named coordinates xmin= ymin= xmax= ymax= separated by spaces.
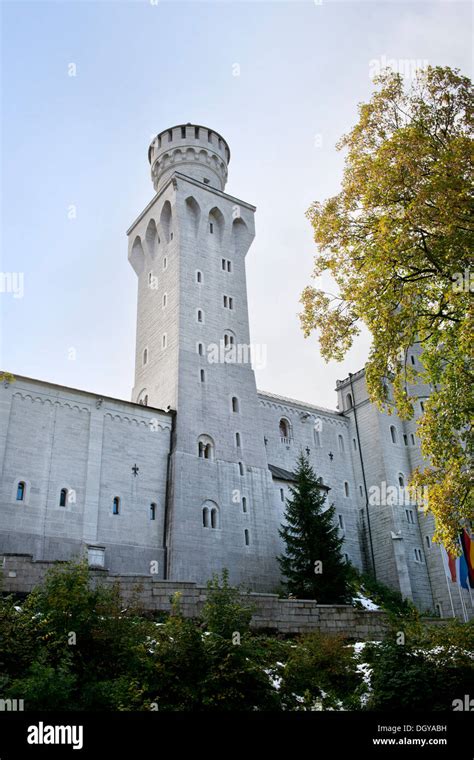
xmin=201 ymin=569 xmax=254 ymax=638
xmin=363 ymin=620 xmax=474 ymax=710
xmin=279 ymin=631 xmax=363 ymax=710
xmin=5 ymin=654 xmax=76 ymax=711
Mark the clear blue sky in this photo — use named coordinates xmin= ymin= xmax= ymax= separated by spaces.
xmin=1 ymin=0 xmax=472 ymax=408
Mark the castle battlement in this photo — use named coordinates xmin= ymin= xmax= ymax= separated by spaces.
xmin=148 ymin=123 xmax=230 ymax=193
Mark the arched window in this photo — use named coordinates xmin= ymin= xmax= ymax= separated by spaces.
xmin=59 ymin=488 xmax=68 ymax=507
xmin=143 ymin=348 xmax=148 ymax=366
xmin=244 ymin=529 xmax=249 ymax=546
xmin=390 ymin=425 xmax=398 ymax=444
xmin=16 ymin=481 xmax=26 ymax=501
xmin=211 ymin=507 xmax=219 ymax=529
xmin=242 ymin=496 xmax=247 ymax=513
xmin=344 ymin=481 xmax=350 ymax=497
xmin=150 ymin=503 xmax=156 ymax=521
xmin=239 ymin=462 xmax=244 ymax=476
xmin=398 ymin=473 xmax=405 ymax=488
xmin=346 ymin=393 xmax=353 ymax=409
xmin=137 ymin=389 xmax=148 ymax=405
xmin=113 ymin=496 xmax=120 ymax=515
xmin=198 ymin=435 xmax=215 ymax=460
xmin=235 ymin=432 xmax=241 ymax=448
xmin=338 ymin=434 xmax=345 ymax=453
xmin=231 ymin=396 xmax=239 ymax=413
xmin=223 ymin=331 xmax=235 ymax=348
xmin=208 ymin=207 xmax=225 ymax=242
xmin=202 ymin=500 xmax=219 ymax=529
xmin=279 ymin=418 xmax=291 ymax=442
xmin=197 ymin=342 xmax=204 ymax=356
xmin=196 ymin=270 xmax=202 ymax=283
xmin=200 ymin=369 xmax=205 ymax=383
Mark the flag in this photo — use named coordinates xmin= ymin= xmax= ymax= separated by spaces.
xmin=459 ymin=551 xmax=470 ymax=590
xmin=441 ymin=545 xmax=458 ymax=582
xmin=460 ymin=528 xmax=474 ymax=588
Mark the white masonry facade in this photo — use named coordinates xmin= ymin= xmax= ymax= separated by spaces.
xmin=1 ymin=123 xmax=471 ymax=620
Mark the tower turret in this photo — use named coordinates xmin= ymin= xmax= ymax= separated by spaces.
xmin=148 ymin=123 xmax=230 ymax=193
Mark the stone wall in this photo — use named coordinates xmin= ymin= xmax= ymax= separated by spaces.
xmin=1 ymin=554 xmax=390 ymax=640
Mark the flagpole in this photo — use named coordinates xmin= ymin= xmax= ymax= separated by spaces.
xmin=439 ymin=545 xmax=456 ymax=618
xmin=456 ymin=584 xmax=468 ymax=623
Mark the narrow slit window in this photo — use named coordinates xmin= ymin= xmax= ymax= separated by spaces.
xmin=113 ymin=497 xmax=120 ymax=515
xmin=16 ymin=481 xmax=26 ymax=501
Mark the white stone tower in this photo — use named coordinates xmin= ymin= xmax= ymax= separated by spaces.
xmin=127 ymin=123 xmax=279 ymax=588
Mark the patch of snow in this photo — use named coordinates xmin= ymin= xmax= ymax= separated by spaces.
xmin=352 ymin=594 xmax=380 ymax=611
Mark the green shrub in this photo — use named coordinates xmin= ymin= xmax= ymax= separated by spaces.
xmin=201 ymin=569 xmax=253 ymax=639
xmin=364 ymin=620 xmax=474 ymax=710
xmin=280 ymin=631 xmax=363 ymax=710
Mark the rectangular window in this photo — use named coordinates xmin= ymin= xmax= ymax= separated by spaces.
xmin=229 ymin=297 xmax=233 ymax=310
xmin=280 ymin=488 xmax=284 ymax=502
xmin=403 ymin=434 xmax=408 ymax=446
xmin=87 ymin=547 xmax=105 ymax=568
xmin=210 ymin=223 xmax=214 ymax=234
xmin=222 ymin=259 xmax=226 ymax=270
xmin=181 ymin=126 xmax=186 ymax=138
xmin=223 ymin=295 xmax=228 ymax=308
xmin=227 ymin=261 xmax=231 ymax=272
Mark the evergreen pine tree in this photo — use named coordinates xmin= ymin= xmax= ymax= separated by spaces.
xmin=278 ymin=453 xmax=351 ymax=603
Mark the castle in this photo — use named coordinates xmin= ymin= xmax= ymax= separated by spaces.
xmin=1 ymin=123 xmax=471 ymax=620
